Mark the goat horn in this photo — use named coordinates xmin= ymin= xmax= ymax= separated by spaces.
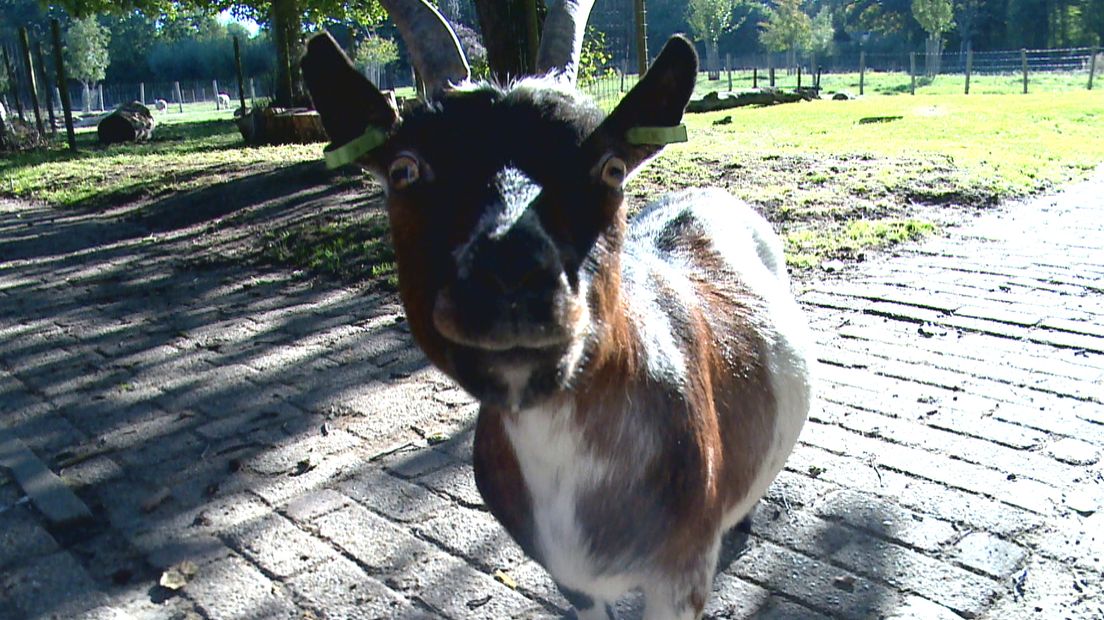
xmin=380 ymin=0 xmax=470 ymax=97
xmin=536 ymin=0 xmax=596 ymax=84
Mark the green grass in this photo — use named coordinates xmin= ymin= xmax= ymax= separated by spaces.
xmin=2 ymin=89 xmax=1102 ymax=276
xmin=260 ymin=213 xmax=398 ymax=288
xmin=1 ymin=108 xmax=318 ymax=207
xmin=785 ymin=219 xmax=936 ymax=268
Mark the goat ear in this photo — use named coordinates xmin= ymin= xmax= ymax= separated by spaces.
xmin=589 ymin=35 xmax=697 ymax=171
xmin=302 ymin=32 xmax=399 ymax=150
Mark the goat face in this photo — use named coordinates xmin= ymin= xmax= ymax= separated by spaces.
xmin=303 ymin=34 xmax=697 ymax=412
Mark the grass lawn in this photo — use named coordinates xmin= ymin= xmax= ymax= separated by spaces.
xmin=2 ymin=89 xmax=1102 ymax=278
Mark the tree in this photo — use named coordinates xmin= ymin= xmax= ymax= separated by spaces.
xmin=66 ymin=16 xmax=110 ymax=112
xmin=53 ymin=0 xmax=386 ymax=106
xmin=353 ymin=32 xmax=398 ymax=87
xmin=953 ymin=0 xmax=981 ymax=52
xmin=807 ymin=7 xmax=833 ymax=77
xmin=912 ymin=0 xmax=952 ymax=75
xmin=759 ymin=0 xmax=812 ymax=72
xmin=687 ymin=0 xmax=752 ymax=80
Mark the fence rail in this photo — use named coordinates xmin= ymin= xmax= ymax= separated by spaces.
xmin=582 ymin=45 xmax=1100 ymax=109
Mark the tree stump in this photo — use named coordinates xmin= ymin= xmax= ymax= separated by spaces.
xmin=236 ymin=106 xmax=327 ymax=146
xmin=98 ymin=101 xmax=156 ymax=145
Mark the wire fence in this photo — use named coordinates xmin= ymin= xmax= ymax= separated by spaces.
xmin=582 ymin=45 xmax=1102 ymax=110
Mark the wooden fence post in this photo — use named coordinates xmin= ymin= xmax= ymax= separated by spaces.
xmin=50 ymin=19 xmax=75 ymax=150
xmin=174 ymin=81 xmax=183 ymax=112
xmin=964 ymin=49 xmax=973 ymax=94
xmin=726 ymin=53 xmax=732 ymax=91
xmin=233 ymin=36 xmax=247 ymax=111
xmin=797 ymin=65 xmax=802 ymax=89
xmin=859 ymin=49 xmax=866 ymax=95
xmin=752 ymin=67 xmax=758 ymax=88
xmin=1089 ymin=46 xmax=1098 ymax=91
xmin=3 ymin=47 xmax=25 ymax=121
xmin=33 ymin=42 xmax=57 ymax=135
xmin=768 ymin=54 xmax=775 ymax=87
xmin=249 ymin=77 xmax=256 ymax=103
xmin=1021 ymin=48 xmax=1028 ymax=94
xmin=909 ymin=52 xmax=916 ymax=95
xmin=212 ymin=79 xmax=220 ymax=109
xmin=19 ymin=27 xmax=45 ymax=136
xmin=139 ymin=82 xmax=145 ymax=104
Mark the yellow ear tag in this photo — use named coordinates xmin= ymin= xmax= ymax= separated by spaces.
xmin=323 ymin=127 xmax=389 ymax=169
xmin=625 ymin=124 xmax=688 ymax=145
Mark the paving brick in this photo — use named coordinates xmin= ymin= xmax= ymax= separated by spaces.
xmin=385 ymin=446 xmax=454 ymax=479
xmin=226 ymin=513 xmax=341 ymax=578
xmin=953 ymin=532 xmax=1028 ymax=578
xmin=251 ymin=449 xmax=366 ymax=505
xmin=184 ymin=554 xmax=298 ymax=620
xmin=417 ymin=459 xmax=484 ymax=507
xmin=286 ymin=554 xmax=422 ymax=619
xmin=281 ymin=488 xmax=352 ymax=523
xmin=1046 ymin=437 xmax=1100 ymax=465
xmin=729 ymin=539 xmax=903 ymax=619
xmin=0 ymin=551 xmax=107 ymax=619
xmin=386 ymin=550 xmax=543 ymax=619
xmin=314 ymin=501 xmax=435 ymax=574
xmin=339 ymin=469 xmax=451 ymax=523
xmin=801 ymin=420 xmax=1060 ymax=515
xmin=814 ymin=489 xmax=959 ymax=552
xmin=0 ymin=502 xmax=59 ymax=570
xmin=415 ymin=503 xmax=526 ymax=571
xmin=832 ymin=536 xmax=1000 ymax=617
xmin=785 ymin=445 xmax=1044 ymax=538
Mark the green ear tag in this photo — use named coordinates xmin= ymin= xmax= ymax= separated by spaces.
xmin=323 ymin=127 xmax=389 ymax=169
xmin=625 ymin=124 xmax=688 ymax=146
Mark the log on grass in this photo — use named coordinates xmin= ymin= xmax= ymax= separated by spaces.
xmin=686 ymin=88 xmax=815 ymax=113
xmin=98 ymin=101 xmax=156 ymax=144
xmin=236 ymin=106 xmax=327 ymax=146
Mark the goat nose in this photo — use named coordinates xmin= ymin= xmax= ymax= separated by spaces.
xmin=473 ymin=231 xmax=561 ymax=295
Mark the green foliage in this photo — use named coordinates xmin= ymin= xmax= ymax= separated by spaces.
xmin=578 ymin=26 xmax=614 ymax=85
xmin=759 ymin=0 xmax=812 ymax=53
xmin=66 ymin=16 xmax=111 ymax=86
xmin=686 ymin=0 xmax=751 ymax=44
xmin=353 ymin=33 xmax=398 ymax=69
xmin=912 ymin=0 xmax=953 ymax=37
xmin=808 ymin=7 xmax=834 ymax=55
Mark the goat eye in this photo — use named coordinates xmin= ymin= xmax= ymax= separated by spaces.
xmin=600 ymin=156 xmax=627 ymax=189
xmin=388 ymin=155 xmax=421 ymax=190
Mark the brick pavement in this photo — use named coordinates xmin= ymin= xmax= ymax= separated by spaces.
xmin=0 ymin=171 xmax=1102 ymax=619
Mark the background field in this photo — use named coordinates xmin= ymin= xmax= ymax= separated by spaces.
xmin=2 ymin=89 xmax=1102 ymax=278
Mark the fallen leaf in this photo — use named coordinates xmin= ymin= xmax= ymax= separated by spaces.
xmin=493 ymin=569 xmax=517 ymax=590
xmin=160 ymin=561 xmax=198 ymax=590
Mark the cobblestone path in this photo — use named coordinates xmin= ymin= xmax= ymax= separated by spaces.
xmin=1 ymin=172 xmax=1101 ymax=619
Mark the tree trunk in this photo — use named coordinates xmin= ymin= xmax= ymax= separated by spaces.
xmin=271 ymin=0 xmax=302 ymax=107
xmin=706 ymin=40 xmax=720 ymax=80
xmin=472 ymin=0 xmax=543 ymax=81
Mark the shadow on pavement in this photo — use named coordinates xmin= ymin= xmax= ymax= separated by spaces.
xmin=0 ymin=160 xmax=902 ymax=619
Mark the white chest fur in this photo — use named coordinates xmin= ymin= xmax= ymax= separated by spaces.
xmin=503 ymin=403 xmax=636 ymax=598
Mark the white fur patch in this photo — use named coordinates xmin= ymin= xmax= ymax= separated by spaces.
xmin=504 ymin=402 xmax=637 ymax=602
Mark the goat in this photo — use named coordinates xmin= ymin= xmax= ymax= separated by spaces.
xmin=216 ymin=93 xmax=231 ymax=109
xmin=302 ymin=1 xmax=814 ymax=617
xmin=154 ymin=99 xmax=169 ymax=112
